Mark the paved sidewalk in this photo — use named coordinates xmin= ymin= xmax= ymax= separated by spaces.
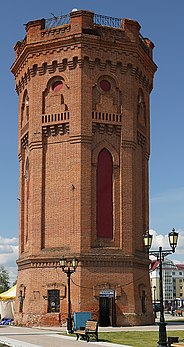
xmin=0 ymin=326 xmax=131 ymax=347
xmin=0 ymin=318 xmax=183 ymax=347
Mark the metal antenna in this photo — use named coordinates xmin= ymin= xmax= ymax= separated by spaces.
xmin=51 ymin=13 xmax=57 ymax=19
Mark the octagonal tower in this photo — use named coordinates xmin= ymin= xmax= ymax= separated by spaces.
xmin=11 ymin=10 xmax=157 ymax=326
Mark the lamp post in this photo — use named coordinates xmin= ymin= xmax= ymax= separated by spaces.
xmin=153 ymin=285 xmax=156 ymax=304
xmin=60 ymin=256 xmax=78 ymax=333
xmin=144 ymin=228 xmax=179 ymax=347
xmin=153 ymin=285 xmax=157 ymax=318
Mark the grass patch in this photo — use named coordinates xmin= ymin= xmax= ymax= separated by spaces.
xmin=98 ymin=331 xmax=184 ymax=347
xmin=166 ymin=319 xmax=184 ymax=323
xmin=61 ymin=330 xmax=184 ymax=346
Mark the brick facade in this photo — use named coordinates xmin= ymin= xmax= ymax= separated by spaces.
xmin=11 ymin=10 xmax=157 ymax=326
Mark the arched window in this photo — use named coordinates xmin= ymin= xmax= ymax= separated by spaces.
xmin=139 ymin=284 xmax=147 ymax=314
xmin=42 ymin=76 xmax=68 ymax=114
xmin=137 ymin=89 xmax=146 ymax=127
xmin=25 ymin=158 xmax=29 ymax=182
xmin=25 ymin=158 xmax=30 ymax=243
xmin=52 ymin=80 xmax=63 ymax=93
xmin=141 ymin=290 xmax=146 ymax=314
xmin=25 ymin=158 xmax=30 ymax=200
xmin=21 ymin=90 xmax=29 ymax=127
xmin=96 ymin=148 xmax=113 ymax=239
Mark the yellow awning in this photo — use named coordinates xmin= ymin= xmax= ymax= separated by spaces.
xmin=0 ymin=285 xmax=17 ymax=300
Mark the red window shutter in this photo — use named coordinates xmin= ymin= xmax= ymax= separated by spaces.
xmin=96 ymin=149 xmax=113 ymax=239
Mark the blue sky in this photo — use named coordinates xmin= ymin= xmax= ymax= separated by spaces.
xmin=0 ymin=0 xmax=184 ymax=283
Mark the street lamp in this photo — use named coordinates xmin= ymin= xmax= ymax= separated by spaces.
xmin=144 ymin=228 xmax=179 ymax=347
xmin=153 ymin=285 xmax=157 ymax=318
xmin=153 ymin=285 xmax=156 ymax=304
xmin=60 ymin=256 xmax=78 ymax=333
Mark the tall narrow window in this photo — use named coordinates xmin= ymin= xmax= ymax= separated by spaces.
xmin=96 ymin=148 xmax=113 ymax=239
xmin=25 ymin=158 xmax=30 ymax=242
xmin=19 ymin=290 xmax=23 ymax=313
xmin=137 ymin=89 xmax=146 ymax=127
xmin=141 ymin=290 xmax=146 ymax=314
xmin=21 ymin=90 xmax=29 ymax=127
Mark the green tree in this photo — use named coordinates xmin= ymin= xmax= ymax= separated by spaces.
xmin=0 ymin=266 xmax=10 ymax=293
xmin=12 ymin=279 xmax=17 ymax=286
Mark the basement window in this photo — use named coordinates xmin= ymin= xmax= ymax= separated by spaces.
xmin=48 ymin=290 xmax=60 ymax=313
xmin=141 ymin=290 xmax=146 ymax=314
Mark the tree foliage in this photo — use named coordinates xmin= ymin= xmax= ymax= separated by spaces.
xmin=12 ymin=279 xmax=17 ymax=286
xmin=0 ymin=266 xmax=10 ymax=293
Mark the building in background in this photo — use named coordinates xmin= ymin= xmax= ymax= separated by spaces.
xmin=150 ymin=260 xmax=184 ymax=309
xmin=11 ymin=10 xmax=157 ymax=326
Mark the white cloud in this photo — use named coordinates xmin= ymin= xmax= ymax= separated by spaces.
xmin=149 ymin=228 xmax=184 ymax=263
xmin=0 ymin=235 xmax=18 ymax=285
xmin=176 ymin=230 xmax=184 ymax=249
xmin=173 ymin=259 xmax=184 ymax=264
xmin=0 ymin=236 xmax=18 ymax=245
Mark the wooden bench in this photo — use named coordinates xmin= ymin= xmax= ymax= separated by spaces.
xmin=168 ymin=336 xmax=179 ymax=346
xmin=175 ymin=309 xmax=183 ymax=316
xmin=75 ymin=320 xmax=98 ymax=342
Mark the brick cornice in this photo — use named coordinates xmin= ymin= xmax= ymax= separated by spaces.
xmin=14 ymin=56 xmax=153 ymax=95
xmin=81 ymin=254 xmax=150 ymax=271
xmin=14 ymin=258 xmax=69 ymax=270
xmin=17 ymin=253 xmax=149 ymax=271
xmin=12 ymin=29 xmax=156 ymax=77
xmin=69 ymin=135 xmax=92 ymax=144
xmin=121 ymin=139 xmax=137 ymax=150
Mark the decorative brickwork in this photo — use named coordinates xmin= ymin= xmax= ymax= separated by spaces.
xmin=12 ymin=10 xmax=157 ymax=327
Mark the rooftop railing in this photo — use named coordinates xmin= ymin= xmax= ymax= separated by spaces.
xmin=45 ymin=14 xmax=70 ymax=29
xmin=43 ymin=12 xmax=149 ymax=54
xmin=44 ymin=12 xmax=122 ymax=30
xmin=94 ymin=14 xmax=121 ymax=28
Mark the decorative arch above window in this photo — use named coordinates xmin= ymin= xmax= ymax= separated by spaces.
xmin=42 ymin=76 xmax=68 ymax=114
xmin=45 ymin=76 xmax=64 ymax=94
xmin=92 ymin=140 xmax=119 ymax=167
xmin=92 ymin=75 xmax=122 ymax=113
xmin=96 ymin=148 xmax=113 ymax=239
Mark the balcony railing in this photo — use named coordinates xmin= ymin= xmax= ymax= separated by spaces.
xmin=92 ymin=111 xmax=122 ymax=123
xmin=43 ymin=12 xmax=149 ymax=55
xmin=44 ymin=12 xmax=121 ymax=30
xmin=42 ymin=112 xmax=70 ymax=124
xmin=94 ymin=14 xmax=121 ymax=29
xmin=45 ymin=14 xmax=70 ymax=29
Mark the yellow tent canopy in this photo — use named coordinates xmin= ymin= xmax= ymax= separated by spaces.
xmin=0 ymin=285 xmax=16 ymax=301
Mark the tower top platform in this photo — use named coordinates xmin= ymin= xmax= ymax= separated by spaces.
xmin=13 ymin=10 xmax=154 ymax=60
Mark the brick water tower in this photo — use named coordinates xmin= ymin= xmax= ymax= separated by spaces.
xmin=11 ymin=10 xmax=157 ymax=326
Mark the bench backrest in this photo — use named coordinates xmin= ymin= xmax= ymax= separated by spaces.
xmin=85 ymin=320 xmax=98 ymax=332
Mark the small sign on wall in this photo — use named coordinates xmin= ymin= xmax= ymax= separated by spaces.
xmin=99 ymin=289 xmax=115 ymax=298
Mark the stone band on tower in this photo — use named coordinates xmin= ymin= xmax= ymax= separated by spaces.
xmin=11 ymin=10 xmax=157 ymax=326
